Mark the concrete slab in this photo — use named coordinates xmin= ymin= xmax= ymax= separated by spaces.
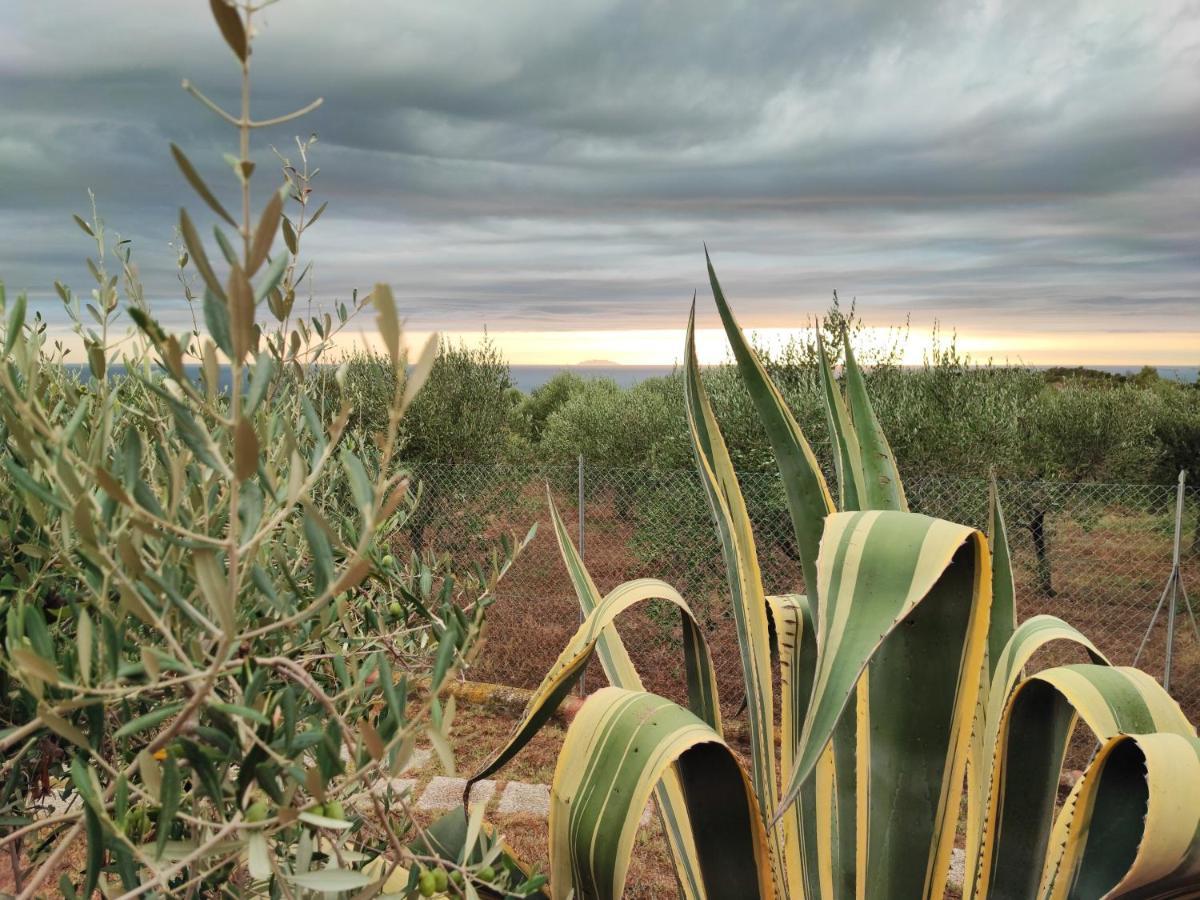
xmin=401 ymin=746 xmax=431 ymax=773
xmin=496 ymin=781 xmax=550 ymax=817
xmin=417 ymin=776 xmax=495 ymax=812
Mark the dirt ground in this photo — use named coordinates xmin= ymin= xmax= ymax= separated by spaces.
xmin=430 ymin=484 xmax=1200 ymax=723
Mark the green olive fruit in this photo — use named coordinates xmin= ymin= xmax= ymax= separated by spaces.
xmin=431 ymin=868 xmax=448 ymax=892
xmin=388 ymin=601 xmax=404 ymax=618
xmin=477 ymin=865 xmax=496 ymax=882
xmin=245 ymin=800 xmax=269 ymax=823
xmin=324 ymin=799 xmax=345 ymax=820
xmin=418 ymin=870 xmax=437 ymax=897
xmin=382 ymin=554 xmax=395 ymax=568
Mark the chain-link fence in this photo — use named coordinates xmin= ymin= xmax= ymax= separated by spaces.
xmin=393 ymin=461 xmax=1200 ymax=721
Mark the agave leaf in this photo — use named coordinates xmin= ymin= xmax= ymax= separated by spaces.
xmin=841 ymin=336 xmax=907 ymax=512
xmin=766 ymin=594 xmax=821 ymax=900
xmin=783 ymin=510 xmax=990 ymax=898
xmin=816 ymin=330 xmax=865 ymax=512
xmin=986 ymin=475 xmax=1016 ymax=677
xmin=547 ymin=496 xmax=710 ymax=900
xmin=706 ymin=253 xmax=834 ymax=602
xmin=684 ymin=302 xmax=778 ymax=828
xmin=467 ymin=575 xmax=720 ymax=792
xmin=550 ymin=687 xmax=774 ymax=900
xmin=1049 ymin=731 xmax=1200 ymax=898
xmin=984 ymin=615 xmax=1109 ymax=757
xmin=979 ymin=665 xmax=1197 ymax=898
xmin=965 ymin=613 xmax=1110 ymax=895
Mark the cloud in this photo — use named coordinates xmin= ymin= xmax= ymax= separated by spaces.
xmin=1 ymin=0 xmax=1197 ymax=350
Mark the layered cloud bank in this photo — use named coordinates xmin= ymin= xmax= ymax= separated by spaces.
xmin=3 ymin=0 xmax=1198 ymax=360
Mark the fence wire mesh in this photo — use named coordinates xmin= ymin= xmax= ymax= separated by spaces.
xmin=396 ymin=462 xmax=1200 ymax=722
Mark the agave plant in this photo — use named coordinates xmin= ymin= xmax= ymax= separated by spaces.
xmin=465 ymin=257 xmax=1200 ymax=899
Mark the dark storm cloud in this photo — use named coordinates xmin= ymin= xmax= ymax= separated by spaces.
xmin=1 ymin=0 xmax=1197 ymax=339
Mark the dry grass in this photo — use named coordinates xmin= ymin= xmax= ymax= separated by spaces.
xmin=456 ymin=492 xmax=1200 ymax=723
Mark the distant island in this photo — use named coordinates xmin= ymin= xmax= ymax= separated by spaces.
xmin=577 ymin=359 xmax=621 ymax=366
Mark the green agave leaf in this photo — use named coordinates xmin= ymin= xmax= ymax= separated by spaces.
xmin=841 ymin=336 xmax=906 ymax=512
xmin=784 ymin=510 xmax=990 ymax=899
xmin=706 ymin=253 xmax=834 ymax=602
xmin=980 ymin=665 xmax=1198 ymax=898
xmin=683 ymin=302 xmax=778 ymax=822
xmin=816 ymin=330 xmax=865 ymax=512
xmin=766 ymin=593 xmax=821 ymax=900
xmin=986 ymin=475 xmax=1017 ymax=677
xmin=1051 ymin=731 xmax=1200 ymax=899
xmin=546 ymin=496 xmax=712 ymax=900
xmin=551 ymin=687 xmax=772 ymax=900
xmin=467 ymin=575 xmax=720 ymax=792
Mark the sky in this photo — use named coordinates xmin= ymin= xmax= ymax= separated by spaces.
xmin=2 ymin=0 xmax=1198 ymax=366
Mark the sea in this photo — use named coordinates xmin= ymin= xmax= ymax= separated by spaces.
xmin=508 ymin=364 xmax=1200 ymax=393
xmin=62 ymin=363 xmax=1200 ymax=395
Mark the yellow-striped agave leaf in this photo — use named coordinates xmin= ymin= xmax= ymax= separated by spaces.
xmin=684 ymin=303 xmax=780 ymax=887
xmin=784 ymin=509 xmax=991 ymax=899
xmin=816 ymin=330 xmax=865 ymax=512
xmin=839 ymin=336 xmax=907 ymax=513
xmin=985 ymin=475 xmax=1017 ymax=676
xmin=1049 ymin=731 xmax=1200 ymax=898
xmin=767 ymin=593 xmax=822 ymax=900
xmin=964 ymin=613 xmax=1113 ymax=898
xmin=979 ymin=665 xmax=1198 ymax=899
xmin=467 ymin=575 xmax=721 ymax=788
xmin=983 ymin=616 xmax=1109 ymax=757
xmin=549 ymin=687 xmax=774 ymax=900
xmin=545 ymin=492 xmax=710 ymax=900
xmin=706 ymin=252 xmax=835 ymax=604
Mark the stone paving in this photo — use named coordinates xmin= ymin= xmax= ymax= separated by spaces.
xmin=396 ymin=749 xmax=654 ymax=825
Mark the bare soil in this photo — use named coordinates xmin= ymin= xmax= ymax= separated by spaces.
xmin=414 ymin=485 xmax=1200 ymax=723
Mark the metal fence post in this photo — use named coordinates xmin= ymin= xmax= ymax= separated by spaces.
xmin=577 ymin=454 xmax=586 ymax=696
xmin=578 ymin=454 xmax=586 ymax=562
xmin=1165 ymin=470 xmax=1186 ymax=691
